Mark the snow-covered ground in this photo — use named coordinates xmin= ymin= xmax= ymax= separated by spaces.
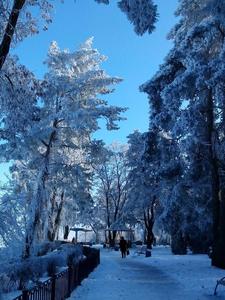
xmin=69 ymin=246 xmax=225 ymax=300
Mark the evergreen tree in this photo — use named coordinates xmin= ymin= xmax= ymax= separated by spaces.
xmin=142 ymin=0 xmax=225 ymax=265
xmin=126 ymin=131 xmax=160 ymax=249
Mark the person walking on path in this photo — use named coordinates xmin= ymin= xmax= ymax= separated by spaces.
xmin=119 ymin=236 xmax=127 ymax=258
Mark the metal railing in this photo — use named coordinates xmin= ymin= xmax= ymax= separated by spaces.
xmin=12 ymin=248 xmax=100 ymax=300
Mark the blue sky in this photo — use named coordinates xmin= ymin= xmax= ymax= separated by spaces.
xmin=1 ymin=0 xmax=178 ymax=183
xmin=14 ymin=0 xmax=178 ymax=143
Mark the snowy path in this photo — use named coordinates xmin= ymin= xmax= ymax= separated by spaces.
xmin=69 ymin=247 xmax=225 ymax=300
xmin=70 ymin=251 xmax=180 ymax=300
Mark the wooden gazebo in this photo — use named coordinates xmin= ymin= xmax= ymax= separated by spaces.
xmin=70 ymin=227 xmax=92 ymax=243
xmin=105 ymin=221 xmax=134 ymax=246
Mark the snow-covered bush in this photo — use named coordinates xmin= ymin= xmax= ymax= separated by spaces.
xmin=0 ymin=273 xmax=17 ymax=293
xmin=15 ymin=261 xmax=34 ymax=289
xmin=0 ymin=243 xmax=82 ymax=293
xmin=35 ymin=241 xmax=63 ymax=256
xmin=0 ymin=245 xmax=23 ymax=266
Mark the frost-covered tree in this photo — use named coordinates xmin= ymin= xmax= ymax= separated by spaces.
xmin=142 ymin=0 xmax=225 ymax=264
xmin=126 ymin=130 xmax=160 ymax=249
xmin=0 ymin=55 xmax=39 ymax=164
xmin=0 ymin=160 xmax=32 ymax=250
xmin=141 ymin=50 xmax=213 ymax=254
xmin=0 ymin=0 xmax=53 ymax=69
xmin=0 ymin=189 xmax=25 ymax=248
xmin=91 ymin=142 xmax=129 ymax=246
xmin=166 ymin=0 xmax=225 ymax=265
xmin=0 ymin=38 xmax=126 ymax=257
xmin=74 ymin=203 xmax=105 ymax=243
xmin=140 ymin=55 xmax=188 ymax=253
xmin=21 ymin=38 xmax=126 ymax=257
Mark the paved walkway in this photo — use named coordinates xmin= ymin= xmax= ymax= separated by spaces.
xmin=69 ymin=248 xmax=205 ymax=300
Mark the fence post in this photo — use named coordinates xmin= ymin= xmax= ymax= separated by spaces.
xmin=67 ymin=266 xmax=72 ymax=297
xmin=22 ymin=290 xmax=28 ymax=300
xmin=51 ymin=275 xmax=56 ymax=300
xmin=75 ymin=264 xmax=79 ymax=287
xmin=77 ymin=261 xmax=82 ymax=285
xmin=97 ymin=249 xmax=100 ymax=265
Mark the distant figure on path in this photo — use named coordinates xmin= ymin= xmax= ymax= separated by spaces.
xmin=119 ymin=236 xmax=127 ymax=258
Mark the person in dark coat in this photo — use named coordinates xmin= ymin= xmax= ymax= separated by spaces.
xmin=119 ymin=236 xmax=127 ymax=258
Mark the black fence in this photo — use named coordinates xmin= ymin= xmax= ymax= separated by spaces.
xmin=12 ymin=247 xmax=100 ymax=300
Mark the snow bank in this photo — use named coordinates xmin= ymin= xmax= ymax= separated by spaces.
xmin=132 ymin=246 xmax=225 ymax=298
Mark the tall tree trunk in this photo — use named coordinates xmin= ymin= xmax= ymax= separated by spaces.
xmin=51 ymin=191 xmax=65 ymax=241
xmin=89 ymin=225 xmax=100 ymax=244
xmin=216 ymin=187 xmax=225 ymax=268
xmin=107 ymin=231 xmax=116 ymax=247
xmin=23 ymin=128 xmax=57 ymax=258
xmin=95 ymin=231 xmax=99 ymax=244
xmin=171 ymin=231 xmax=187 ymax=255
xmin=105 ymin=193 xmax=113 ymax=246
xmin=64 ymin=225 xmax=70 ymax=240
xmin=23 ymin=163 xmax=49 ymax=258
xmin=0 ymin=0 xmax=26 ymax=70
xmin=203 ymin=89 xmax=224 ymax=268
xmin=144 ymin=197 xmax=156 ymax=249
xmin=47 ymin=189 xmax=57 ymax=241
xmin=212 ymin=180 xmax=225 ymax=268
xmin=112 ymin=230 xmax=117 ymax=247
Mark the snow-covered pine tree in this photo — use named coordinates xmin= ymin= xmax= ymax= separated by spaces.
xmin=142 ymin=0 xmax=225 ymax=265
xmin=140 ymin=52 xmax=187 ymax=254
xmin=166 ymin=0 xmax=225 ymax=267
xmin=126 ymin=130 xmax=160 ymax=249
xmin=21 ymin=38 xmax=126 ymax=257
xmin=0 ymin=38 xmax=126 ymax=257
